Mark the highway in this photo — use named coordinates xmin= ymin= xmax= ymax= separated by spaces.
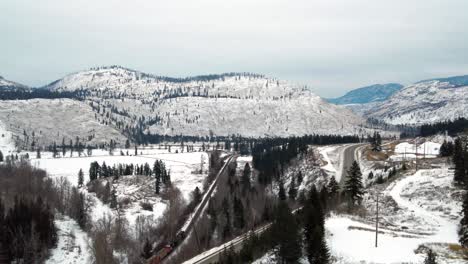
xmin=338 ymin=143 xmax=365 ymax=186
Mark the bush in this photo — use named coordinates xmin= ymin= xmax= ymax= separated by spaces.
xmin=140 ymin=201 xmax=153 ymax=211
xmin=376 ymin=176 xmax=384 ymax=184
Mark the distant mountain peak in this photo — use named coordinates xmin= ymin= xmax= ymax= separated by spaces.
xmin=327 ymin=83 xmax=403 ymax=105
xmin=415 ymin=74 xmax=468 ymax=88
xmin=0 ymin=76 xmax=29 ymax=90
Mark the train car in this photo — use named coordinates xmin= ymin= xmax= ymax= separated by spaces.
xmin=148 ymin=245 xmax=172 ymax=264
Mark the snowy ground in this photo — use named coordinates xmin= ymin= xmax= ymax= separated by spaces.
xmin=317 ymin=145 xmax=340 ymax=177
xmin=31 ymin=147 xmax=208 ymax=201
xmin=327 ymin=168 xmax=465 ymax=263
xmin=0 ymin=119 xmax=16 ymax=156
xmin=46 ymin=215 xmax=92 ymax=264
xmin=37 ymin=146 xmax=209 ymax=262
xmin=390 ymin=141 xmax=441 ymax=161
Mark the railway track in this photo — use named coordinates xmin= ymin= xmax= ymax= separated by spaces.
xmin=148 ymin=154 xmax=236 ymax=264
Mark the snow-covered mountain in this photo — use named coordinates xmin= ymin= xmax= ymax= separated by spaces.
xmin=365 ymin=76 xmax=468 ymax=125
xmin=0 ymin=75 xmax=29 ymax=91
xmin=327 ymin=83 xmax=403 ymax=105
xmin=42 ymin=66 xmax=366 ymax=138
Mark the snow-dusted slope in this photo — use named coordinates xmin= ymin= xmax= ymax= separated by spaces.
xmin=43 ymin=66 xmax=365 ymax=137
xmin=0 ymin=99 xmax=126 ymax=148
xmin=0 ymin=75 xmax=29 ymax=91
xmin=366 ymin=79 xmax=468 ymax=125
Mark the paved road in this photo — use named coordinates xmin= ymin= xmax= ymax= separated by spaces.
xmin=338 ymin=144 xmax=365 ymax=186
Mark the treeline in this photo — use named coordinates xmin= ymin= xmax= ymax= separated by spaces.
xmin=420 ymin=118 xmax=468 ymax=137
xmin=0 ymin=88 xmax=88 ymax=100
xmin=131 ymin=131 xmax=360 ymax=150
xmin=88 ymin=160 xmax=170 ymax=194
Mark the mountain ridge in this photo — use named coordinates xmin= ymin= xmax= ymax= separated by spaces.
xmin=327 ymin=83 xmax=403 ymax=105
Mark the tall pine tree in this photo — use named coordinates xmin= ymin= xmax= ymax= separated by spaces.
xmin=274 ymin=201 xmax=302 ymax=263
xmin=344 ymin=161 xmax=364 ymax=207
xmin=459 ymin=191 xmax=468 ymax=247
xmin=453 ymin=138 xmax=466 ymax=186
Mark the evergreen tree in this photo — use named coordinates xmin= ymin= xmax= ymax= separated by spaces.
xmin=155 ymin=173 xmax=161 ymax=194
xmin=62 ymin=137 xmax=66 ymax=157
xmin=241 ymin=163 xmax=251 ymax=192
xmin=142 ymin=238 xmax=152 ymax=259
xmin=274 ymin=201 xmax=302 ymax=263
xmin=222 ymin=198 xmax=232 ymax=240
xmin=78 ymin=169 xmax=84 ymax=187
xmin=424 ymin=249 xmax=437 ymax=264
xmin=135 ymin=145 xmax=138 ymax=156
xmin=125 ymin=139 xmax=130 ymax=149
xmin=192 ymin=187 xmax=202 ymax=203
xmin=297 ymin=171 xmax=303 ymax=186
xmin=344 ymin=161 xmax=364 ymax=206
xmin=459 ymin=192 xmax=468 ymax=247
xmin=439 ymin=140 xmax=454 ymax=157
xmin=288 ymin=176 xmax=297 ymax=200
xmin=52 ymin=141 xmax=58 ymax=158
xmin=327 ymin=176 xmax=339 ymax=196
xmin=110 ymin=188 xmax=118 ymax=209
xmin=304 ymin=187 xmax=329 ymax=264
xmin=453 ymin=138 xmax=466 ymax=185
xmin=278 ymin=180 xmax=286 ymax=201
xmin=101 ymin=161 xmax=108 ymax=178
xmin=371 ymin=131 xmax=382 ymax=152
xmin=233 ymin=197 xmax=245 ymax=230
xmin=36 ymin=148 xmax=41 ymax=159
xmin=0 ymin=150 xmax=3 ymax=162
xmin=89 ymin=161 xmax=100 ymax=181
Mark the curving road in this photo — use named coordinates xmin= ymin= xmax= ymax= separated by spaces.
xmin=338 ymin=143 xmax=365 ymax=186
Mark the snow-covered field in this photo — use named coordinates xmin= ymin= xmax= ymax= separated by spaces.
xmin=46 ymin=215 xmax=92 ymax=264
xmin=391 ymin=141 xmax=441 ymax=161
xmin=327 ymin=168 xmax=465 ymax=263
xmin=31 ymin=148 xmax=208 ymax=201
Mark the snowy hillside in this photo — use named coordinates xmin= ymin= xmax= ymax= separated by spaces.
xmin=0 ymin=119 xmax=16 ymax=155
xmin=43 ymin=66 xmax=365 ymax=137
xmin=0 ymin=99 xmax=126 ymax=148
xmin=364 ymin=78 xmax=468 ymax=125
xmin=0 ymin=75 xmax=29 ymax=91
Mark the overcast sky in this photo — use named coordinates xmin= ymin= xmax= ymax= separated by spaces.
xmin=2 ymin=0 xmax=468 ymax=97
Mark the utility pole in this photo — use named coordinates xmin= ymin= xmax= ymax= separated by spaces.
xmin=375 ymin=192 xmax=379 ymax=248
xmin=414 ymin=141 xmax=418 ymax=171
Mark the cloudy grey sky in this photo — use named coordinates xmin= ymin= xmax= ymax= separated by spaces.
xmin=1 ymin=0 xmax=468 ymax=97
